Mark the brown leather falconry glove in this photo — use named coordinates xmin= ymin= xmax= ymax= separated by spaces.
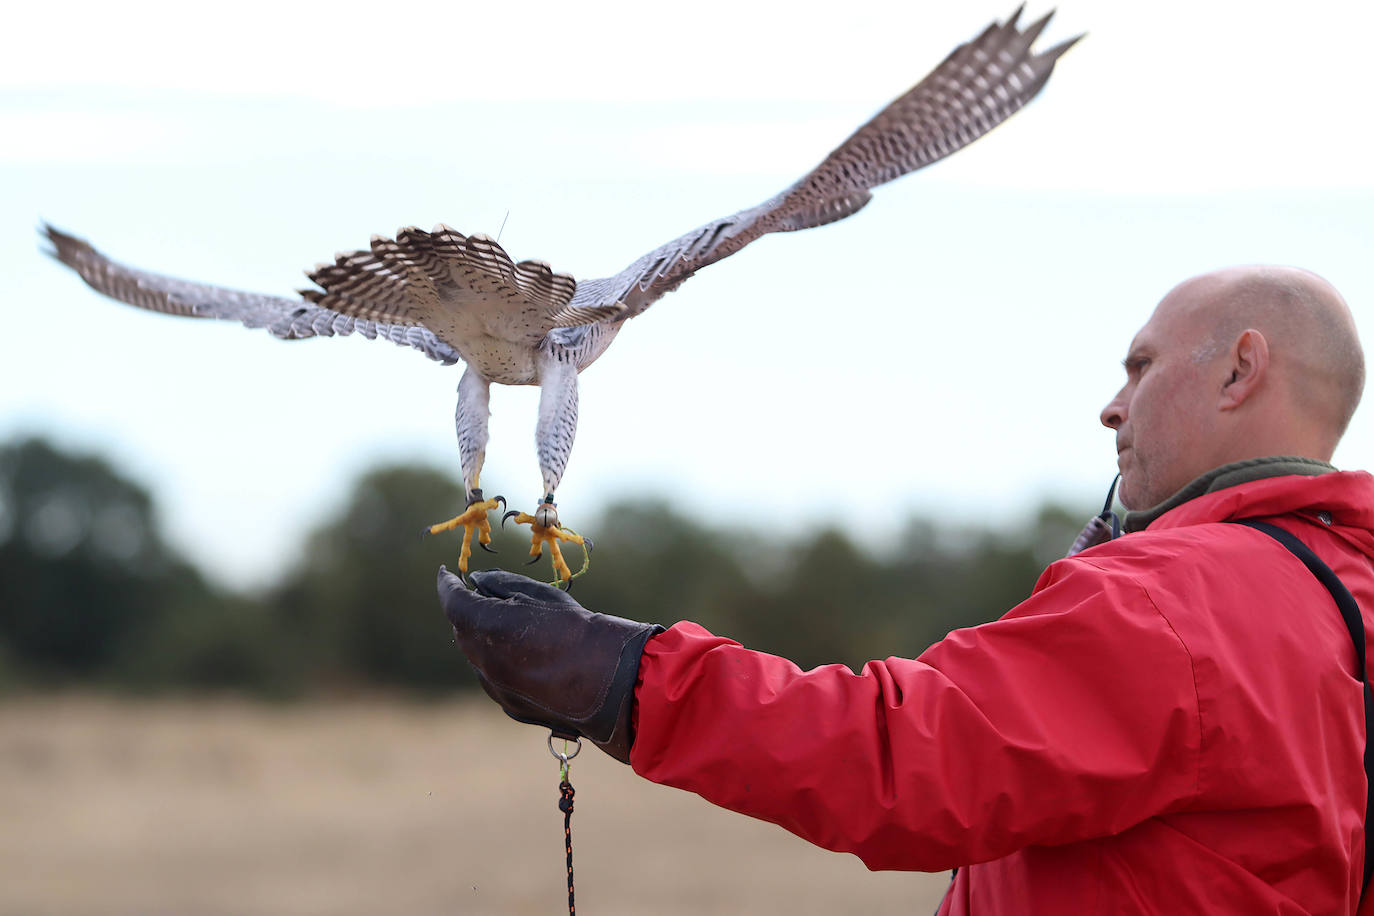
xmin=437 ymin=567 xmax=664 ymax=763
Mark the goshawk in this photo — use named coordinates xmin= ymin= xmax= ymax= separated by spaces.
xmin=44 ymin=8 xmax=1078 ymax=584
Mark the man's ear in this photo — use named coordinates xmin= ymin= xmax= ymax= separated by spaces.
xmin=1219 ymin=328 xmax=1269 ymax=409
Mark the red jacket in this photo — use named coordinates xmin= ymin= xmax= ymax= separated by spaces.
xmin=631 ymin=472 xmax=1374 ymax=914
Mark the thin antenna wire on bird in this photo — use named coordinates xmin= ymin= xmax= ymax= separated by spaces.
xmin=497 ymin=210 xmax=510 ymax=243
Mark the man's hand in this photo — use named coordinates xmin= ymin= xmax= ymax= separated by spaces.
xmin=437 ymin=567 xmax=664 ymax=763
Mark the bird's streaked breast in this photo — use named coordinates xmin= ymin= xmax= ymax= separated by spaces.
xmin=453 ymin=335 xmax=540 ymax=385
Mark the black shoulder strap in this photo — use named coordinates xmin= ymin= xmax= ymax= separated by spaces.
xmin=1236 ymin=519 xmax=1374 ymax=899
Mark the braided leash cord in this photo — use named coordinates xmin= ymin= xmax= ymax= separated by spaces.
xmin=549 ymin=734 xmax=581 ymax=916
xmin=559 ymin=778 xmax=575 ymax=915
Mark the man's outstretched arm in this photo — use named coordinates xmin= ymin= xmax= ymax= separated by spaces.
xmin=439 ymin=561 xmax=1201 ymax=870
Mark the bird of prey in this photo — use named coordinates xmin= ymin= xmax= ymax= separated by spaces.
xmin=43 ymin=8 xmax=1078 ymax=586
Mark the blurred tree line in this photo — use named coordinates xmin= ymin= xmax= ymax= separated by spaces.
xmin=0 ymin=437 xmax=1092 ymax=697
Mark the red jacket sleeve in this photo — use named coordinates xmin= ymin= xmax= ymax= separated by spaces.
xmin=629 ymin=558 xmax=1203 ymax=871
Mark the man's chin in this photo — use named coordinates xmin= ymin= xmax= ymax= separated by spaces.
xmin=1115 ymin=475 xmax=1142 ymax=511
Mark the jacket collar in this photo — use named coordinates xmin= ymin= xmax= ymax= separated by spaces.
xmin=1124 ymin=460 xmax=1374 ymax=561
xmin=1123 ymin=456 xmax=1334 ymax=532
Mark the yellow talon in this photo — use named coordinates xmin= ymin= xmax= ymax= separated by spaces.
xmin=427 ymin=494 xmax=503 ymax=576
xmin=504 ymin=507 xmax=591 ymax=586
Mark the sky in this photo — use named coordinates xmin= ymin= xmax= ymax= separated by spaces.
xmin=3 ymin=0 xmax=1372 ymax=590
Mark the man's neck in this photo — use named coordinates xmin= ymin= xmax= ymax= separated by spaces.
xmin=1122 ymin=456 xmax=1336 ymax=532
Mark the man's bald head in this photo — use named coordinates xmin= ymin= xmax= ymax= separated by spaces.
xmin=1101 ymin=266 xmax=1363 ymax=509
xmin=1185 ymin=266 xmax=1364 ymax=446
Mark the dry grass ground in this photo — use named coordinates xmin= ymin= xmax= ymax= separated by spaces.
xmin=0 ymin=696 xmax=949 ymax=915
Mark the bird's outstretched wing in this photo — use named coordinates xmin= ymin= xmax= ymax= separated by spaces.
xmin=42 ymin=224 xmax=463 ymax=365
xmin=303 ymin=224 xmax=625 ymax=350
xmin=580 ymin=7 xmax=1080 ymax=319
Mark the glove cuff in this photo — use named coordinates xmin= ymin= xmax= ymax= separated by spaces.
xmin=596 ymin=623 xmax=665 ymax=762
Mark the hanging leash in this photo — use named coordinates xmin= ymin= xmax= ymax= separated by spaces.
xmin=549 ymin=733 xmax=582 ymax=915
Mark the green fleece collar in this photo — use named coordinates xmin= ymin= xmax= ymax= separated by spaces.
xmin=1122 ymin=456 xmax=1336 ymax=533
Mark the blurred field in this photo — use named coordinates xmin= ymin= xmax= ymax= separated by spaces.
xmin=0 ymin=695 xmax=948 ymax=915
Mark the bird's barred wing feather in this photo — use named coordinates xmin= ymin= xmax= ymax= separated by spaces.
xmin=42 ymin=224 xmax=463 ymax=364
xmin=43 ymin=9 xmax=1072 ymax=356
xmin=303 ymin=225 xmax=624 ymax=348
xmin=583 ymin=7 xmax=1079 ymax=319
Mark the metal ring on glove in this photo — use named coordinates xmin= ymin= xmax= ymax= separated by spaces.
xmin=548 ymin=733 xmax=583 ymax=765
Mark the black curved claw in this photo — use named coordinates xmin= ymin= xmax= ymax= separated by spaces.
xmin=502 ymin=509 xmax=521 ymax=530
xmin=560 ymin=576 xmax=573 ymax=594
xmin=525 ymin=551 xmax=543 ymax=567
xmin=420 ymin=525 xmax=432 ymax=539
xmin=494 ymin=495 xmax=507 ymax=512
xmin=479 ymin=541 xmax=497 ymax=554
xmin=582 ymin=536 xmax=594 ymax=554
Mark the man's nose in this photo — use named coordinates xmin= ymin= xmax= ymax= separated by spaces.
xmin=1100 ymin=389 xmax=1127 ymax=430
